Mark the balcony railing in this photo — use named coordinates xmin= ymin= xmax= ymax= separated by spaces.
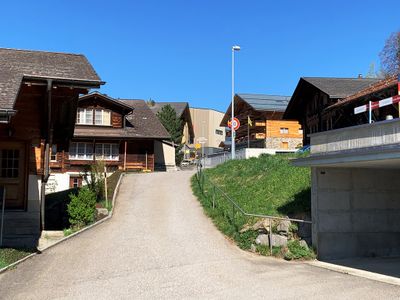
xmin=311 ymin=118 xmax=400 ymax=154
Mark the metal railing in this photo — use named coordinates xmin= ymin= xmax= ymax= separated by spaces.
xmin=195 ymin=163 xmax=312 ymax=255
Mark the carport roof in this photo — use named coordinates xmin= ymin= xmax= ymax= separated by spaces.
xmin=293 ymin=143 xmax=400 ymax=168
xmin=0 ymin=48 xmax=104 ymax=109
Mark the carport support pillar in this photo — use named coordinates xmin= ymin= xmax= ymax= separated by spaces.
xmin=41 ymin=79 xmax=53 ymax=231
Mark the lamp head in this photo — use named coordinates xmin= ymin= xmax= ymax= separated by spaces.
xmin=232 ymin=45 xmax=241 ymax=51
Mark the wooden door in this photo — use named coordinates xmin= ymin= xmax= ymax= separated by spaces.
xmin=0 ymin=142 xmax=26 ymax=210
xmin=281 ymin=142 xmax=289 ymax=149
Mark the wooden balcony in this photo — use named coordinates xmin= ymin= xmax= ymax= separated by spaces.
xmin=49 ymin=152 xmax=155 ymax=172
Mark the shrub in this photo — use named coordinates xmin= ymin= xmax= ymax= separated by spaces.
xmin=67 ymin=187 xmax=97 ymax=228
xmin=286 ymin=240 xmax=316 ymax=260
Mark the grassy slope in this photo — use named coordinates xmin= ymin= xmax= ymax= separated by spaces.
xmin=191 ymin=154 xmax=311 ymax=250
xmin=0 ymin=248 xmax=34 ymax=269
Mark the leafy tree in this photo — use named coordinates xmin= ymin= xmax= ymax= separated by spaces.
xmin=379 ymin=30 xmax=400 ymax=77
xmin=157 ymin=105 xmax=184 ymax=164
xmin=365 ymin=62 xmax=378 ymax=78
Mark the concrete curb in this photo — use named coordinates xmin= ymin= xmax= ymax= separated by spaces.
xmin=0 ymin=172 xmax=125 ymax=275
xmin=308 ymin=260 xmax=400 ymax=286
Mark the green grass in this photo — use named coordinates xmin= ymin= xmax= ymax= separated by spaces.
xmin=0 ymin=248 xmax=34 ymax=269
xmin=106 ymin=170 xmax=122 ymax=202
xmin=191 ymin=154 xmax=312 ymax=255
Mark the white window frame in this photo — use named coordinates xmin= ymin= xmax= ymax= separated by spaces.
xmin=76 ymin=108 xmax=93 ymax=125
xmin=94 ymin=109 xmax=111 ymax=126
xmin=280 ymin=127 xmax=289 ymax=134
xmin=95 ymin=143 xmax=119 ymax=161
xmin=69 ymin=142 xmax=94 ymax=160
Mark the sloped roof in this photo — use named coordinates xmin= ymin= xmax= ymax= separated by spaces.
xmin=325 ymin=75 xmax=398 ymax=111
xmin=0 ymin=48 xmax=103 ymax=109
xmin=302 ymin=77 xmax=380 ymax=99
xmin=237 ymin=93 xmax=291 ymax=112
xmin=120 ymin=99 xmax=171 ymax=139
xmin=148 ymin=102 xmax=188 ymax=117
xmin=74 ymin=98 xmax=170 ymax=139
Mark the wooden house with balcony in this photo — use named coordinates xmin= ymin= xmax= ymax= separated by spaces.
xmin=48 ymin=92 xmax=171 ymax=191
xmin=283 ymin=77 xmax=381 ymax=144
xmin=0 ymin=48 xmax=103 ymax=247
xmin=220 ymin=94 xmax=303 ymax=151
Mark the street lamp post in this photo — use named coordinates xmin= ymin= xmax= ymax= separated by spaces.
xmin=231 ymin=45 xmax=240 ymax=160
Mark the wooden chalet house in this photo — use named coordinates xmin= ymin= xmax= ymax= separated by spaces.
xmin=48 ymin=92 xmax=172 ymax=192
xmin=323 ymin=75 xmax=399 ymax=125
xmin=283 ymin=77 xmax=381 ymax=144
xmin=0 ymin=48 xmax=103 ymax=247
xmin=221 ymin=94 xmax=303 ymax=151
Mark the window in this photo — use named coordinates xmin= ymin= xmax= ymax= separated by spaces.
xmin=77 ymin=108 xmax=111 ymax=126
xmin=215 ymin=129 xmax=223 ymax=135
xmin=69 ymin=142 xmax=93 ymax=160
xmin=94 ymin=109 xmax=111 ymax=126
xmin=280 ymin=127 xmax=289 ymax=134
xmin=70 ymin=176 xmax=82 ymax=189
xmin=50 ymin=145 xmax=57 ymax=162
xmin=95 ymin=143 xmax=119 ymax=160
xmin=76 ymin=108 xmax=93 ymax=125
xmin=0 ymin=149 xmax=19 ymax=178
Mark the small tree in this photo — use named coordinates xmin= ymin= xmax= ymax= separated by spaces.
xmin=379 ymin=30 xmax=400 ymax=77
xmin=157 ymin=105 xmax=184 ymax=164
xmin=82 ymin=160 xmax=105 ymax=202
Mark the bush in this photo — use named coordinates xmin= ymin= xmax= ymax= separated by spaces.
xmin=286 ymin=240 xmax=316 ymax=260
xmin=67 ymin=187 xmax=97 ymax=228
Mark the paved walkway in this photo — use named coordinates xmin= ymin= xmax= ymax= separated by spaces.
xmin=1 ymin=171 xmax=400 ymax=299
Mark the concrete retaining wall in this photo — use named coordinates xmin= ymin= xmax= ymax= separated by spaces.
xmin=313 ymin=167 xmax=400 ymax=259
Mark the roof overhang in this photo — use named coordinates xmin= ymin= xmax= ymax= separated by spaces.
xmin=79 ymin=92 xmax=134 ymax=111
xmin=23 ymin=75 xmax=104 ymax=89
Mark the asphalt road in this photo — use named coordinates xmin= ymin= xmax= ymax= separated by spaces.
xmin=1 ymin=171 xmax=399 ymax=299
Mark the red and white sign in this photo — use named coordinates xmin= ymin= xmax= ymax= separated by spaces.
xmin=354 ymin=95 xmax=400 ymax=115
xmin=227 ymin=117 xmax=240 ymax=131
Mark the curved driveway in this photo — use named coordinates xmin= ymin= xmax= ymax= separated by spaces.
xmin=1 ymin=171 xmax=399 ymax=299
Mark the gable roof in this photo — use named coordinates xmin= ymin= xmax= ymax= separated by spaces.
xmin=74 ymin=96 xmax=170 ymax=139
xmin=301 ymin=77 xmax=380 ymax=99
xmin=79 ymin=91 xmax=134 ymax=111
xmin=237 ymin=93 xmax=291 ymax=112
xmin=0 ymin=48 xmax=104 ymax=109
xmin=148 ymin=102 xmax=189 ymax=117
xmin=284 ymin=77 xmax=382 ymax=119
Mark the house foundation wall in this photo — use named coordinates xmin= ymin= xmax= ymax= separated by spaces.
xmin=265 ymin=137 xmax=302 ymax=150
xmin=3 ymin=175 xmax=41 ymax=248
xmin=313 ymin=167 xmax=400 ymax=259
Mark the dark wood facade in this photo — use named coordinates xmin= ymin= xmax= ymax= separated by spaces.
xmin=283 ymin=77 xmax=383 ymax=144
xmin=50 ymin=93 xmax=162 ymax=174
xmin=0 ymin=83 xmax=89 ymax=210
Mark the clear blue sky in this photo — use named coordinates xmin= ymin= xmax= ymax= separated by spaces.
xmin=0 ymin=1 xmax=398 ymax=112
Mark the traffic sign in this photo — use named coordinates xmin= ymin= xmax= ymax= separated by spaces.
xmin=228 ymin=117 xmax=240 ymax=131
